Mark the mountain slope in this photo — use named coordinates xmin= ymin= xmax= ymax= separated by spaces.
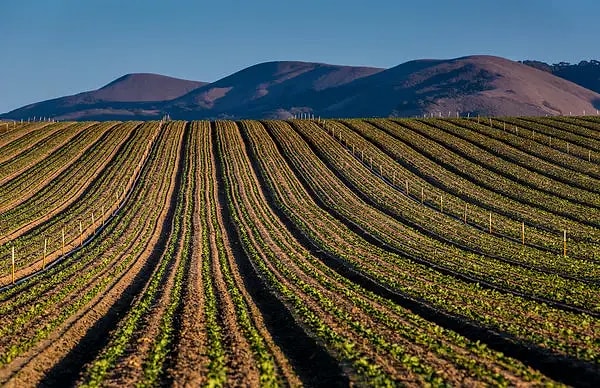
xmin=2 ymin=56 xmax=599 ymax=120
xmin=165 ymin=61 xmax=384 ymax=118
xmin=523 ymin=60 xmax=600 ymax=94
xmin=2 ymin=73 xmax=206 ymax=120
xmin=314 ymin=55 xmax=600 ymax=117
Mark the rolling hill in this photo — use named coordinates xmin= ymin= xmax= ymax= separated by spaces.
xmin=2 ymin=73 xmax=206 ymax=121
xmin=2 ymin=56 xmax=599 ymax=120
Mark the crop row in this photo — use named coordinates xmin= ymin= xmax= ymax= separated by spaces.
xmin=229 ymin=120 xmax=563 ymax=385
xmin=384 ymin=119 xmax=600 ymax=226
xmin=327 ymin=118 xmax=599 ymax=260
xmin=0 ymin=121 xmax=53 ymax=150
xmin=0 ymin=121 xmax=72 ymax=167
xmin=502 ymin=117 xmax=600 ymax=152
xmin=278 ymin=120 xmax=600 ymax=311
xmin=0 ymin=121 xmax=100 ymax=203
xmin=80 ymin=121 xmax=187 ymax=386
xmin=453 ymin=118 xmax=599 ymax=178
xmin=352 ymin=118 xmax=600 ymax=245
xmin=0 ymin=122 xmax=158 ymax=282
xmin=0 ymin=121 xmax=181 ymax=386
xmin=238 ymin=120 xmax=599 ymax=375
xmin=423 ymin=118 xmax=599 ymax=194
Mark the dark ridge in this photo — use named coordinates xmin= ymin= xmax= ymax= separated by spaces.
xmin=373 ymin=119 xmax=600 ymax=229
xmin=212 ymin=122 xmax=348 ymax=387
xmin=239 ymin=121 xmax=600 ymax=387
xmin=39 ymin=123 xmax=187 ymax=386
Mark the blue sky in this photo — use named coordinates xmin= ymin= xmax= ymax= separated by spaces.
xmin=0 ymin=0 xmax=597 ymax=113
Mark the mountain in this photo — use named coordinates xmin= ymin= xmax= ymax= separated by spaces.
xmin=318 ymin=55 xmax=600 ymax=118
xmin=2 ymin=74 xmax=206 ymax=121
xmin=2 ymin=56 xmax=599 ymax=120
xmin=522 ymin=60 xmax=600 ymax=94
xmin=165 ymin=61 xmax=384 ymax=118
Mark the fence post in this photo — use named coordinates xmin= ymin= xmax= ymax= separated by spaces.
xmin=489 ymin=213 xmax=492 ymax=234
xmin=563 ymin=230 xmax=567 ymax=257
xmin=11 ymin=246 xmax=15 ymax=284
xmin=522 ymin=222 xmax=525 ymax=245
xmin=440 ymin=196 xmax=443 ymax=213
xmin=405 ymin=179 xmax=409 ymax=196
xmin=421 ymin=187 xmax=424 ymax=205
xmin=43 ymin=238 xmax=47 ymax=269
xmin=464 ymin=203 xmax=467 ymax=224
xmin=92 ymin=212 xmax=96 ymax=232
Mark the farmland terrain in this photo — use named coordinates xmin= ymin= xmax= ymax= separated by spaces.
xmin=0 ymin=116 xmax=598 ymax=386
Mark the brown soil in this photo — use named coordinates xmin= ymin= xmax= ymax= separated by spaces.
xmin=100 ymin=124 xmax=187 ymax=386
xmin=0 ymin=123 xmax=144 ymax=284
xmin=0 ymin=123 xmax=180 ymax=386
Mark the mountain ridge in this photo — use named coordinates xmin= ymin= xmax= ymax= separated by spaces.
xmin=2 ymin=56 xmax=599 ymax=120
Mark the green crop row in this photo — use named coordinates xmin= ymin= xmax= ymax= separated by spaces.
xmin=242 ymin=120 xmax=599 ymax=366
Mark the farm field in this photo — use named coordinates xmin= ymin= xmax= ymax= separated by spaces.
xmin=0 ymin=116 xmax=598 ymax=387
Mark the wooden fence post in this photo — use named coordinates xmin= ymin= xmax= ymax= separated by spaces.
xmin=522 ymin=222 xmax=525 ymax=245
xmin=563 ymin=230 xmax=567 ymax=257
xmin=43 ymin=238 xmax=47 ymax=269
xmin=489 ymin=213 xmax=492 ymax=234
xmin=405 ymin=179 xmax=409 ymax=196
xmin=92 ymin=212 xmax=96 ymax=232
xmin=421 ymin=187 xmax=424 ymax=204
xmin=11 ymin=246 xmax=15 ymax=284
xmin=464 ymin=203 xmax=467 ymax=224
xmin=440 ymin=196 xmax=443 ymax=213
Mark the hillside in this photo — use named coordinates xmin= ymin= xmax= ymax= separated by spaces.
xmin=166 ymin=61 xmax=384 ymax=119
xmin=523 ymin=60 xmax=600 ymax=94
xmin=3 ymin=73 xmax=205 ymax=121
xmin=2 ymin=56 xmax=600 ymax=120
xmin=324 ymin=55 xmax=600 ymax=117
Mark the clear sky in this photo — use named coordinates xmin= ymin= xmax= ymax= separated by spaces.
xmin=0 ymin=0 xmax=597 ymax=113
